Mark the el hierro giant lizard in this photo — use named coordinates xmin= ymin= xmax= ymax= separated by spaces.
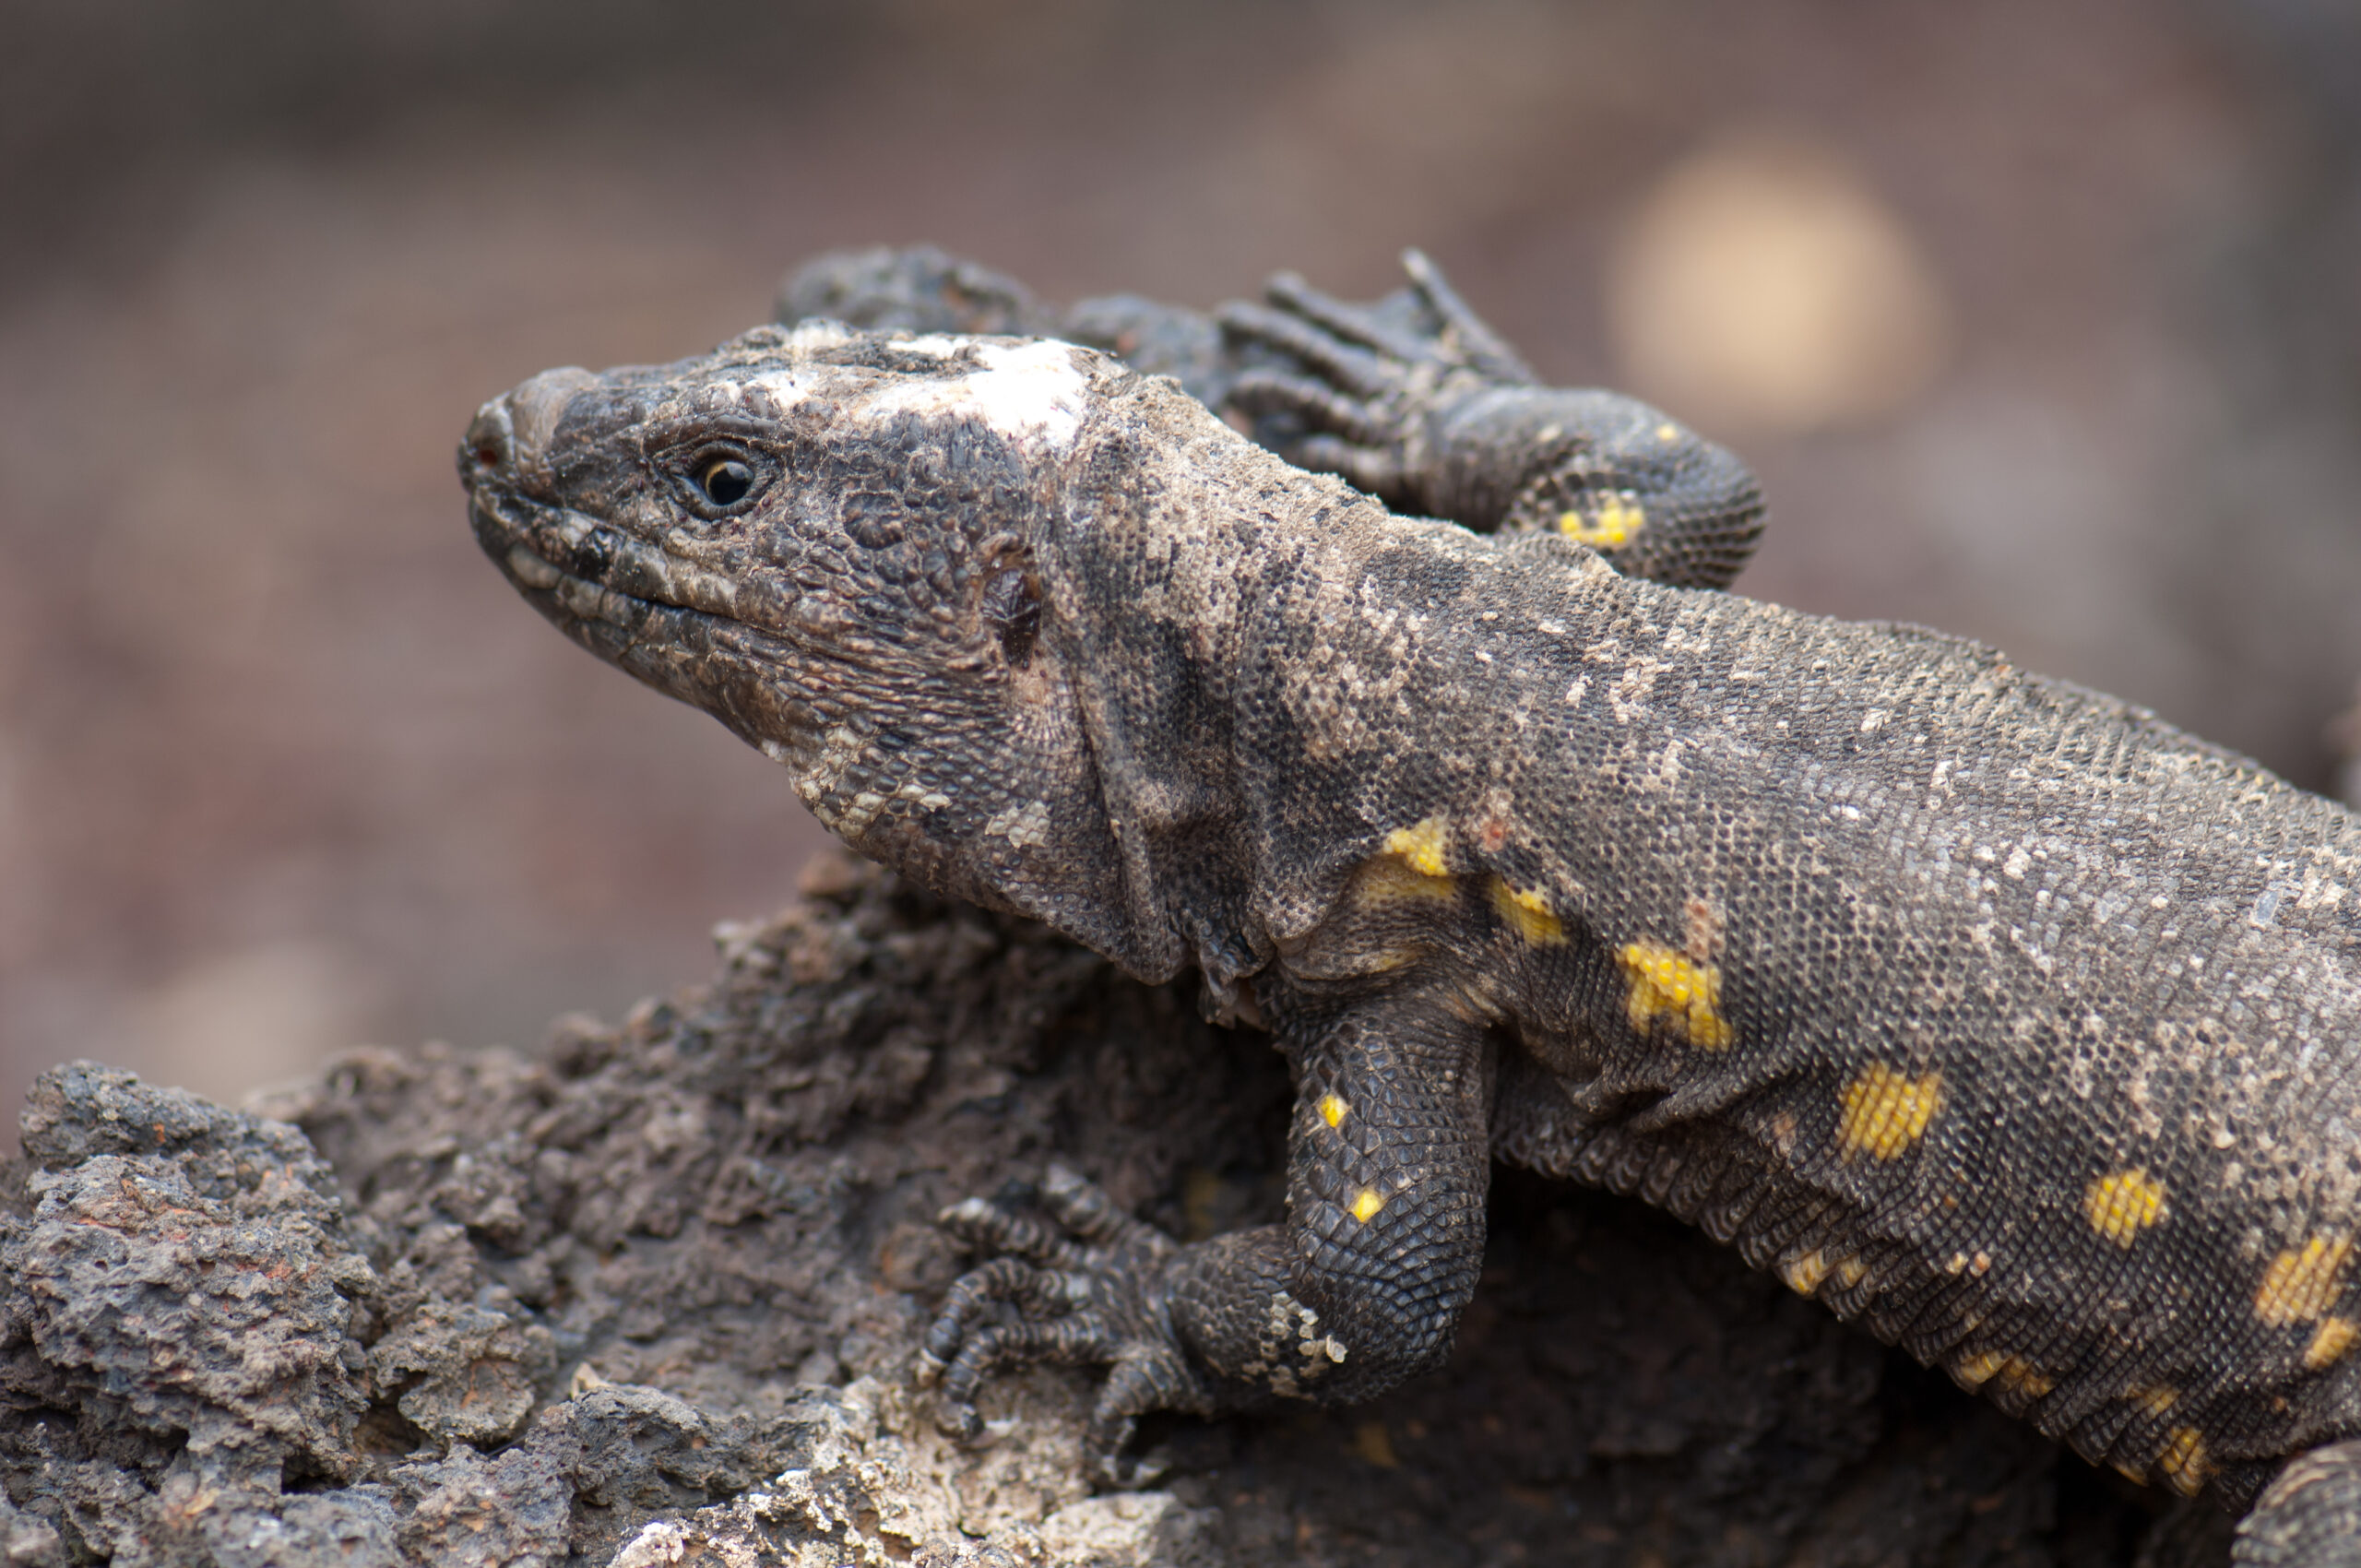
xmin=462 ymin=257 xmax=2361 ymax=1562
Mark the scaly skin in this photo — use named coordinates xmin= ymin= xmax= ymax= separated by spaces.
xmin=777 ymin=248 xmax=1767 ymax=589
xmin=463 ymin=315 xmax=2361 ymax=1559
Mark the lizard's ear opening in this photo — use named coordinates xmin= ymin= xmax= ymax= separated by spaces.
xmin=981 ymin=566 xmax=1041 ymax=669
xmin=977 ymin=532 xmax=1042 ymax=671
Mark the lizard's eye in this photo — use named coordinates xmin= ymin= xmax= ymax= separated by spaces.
xmin=664 ymin=439 xmax=772 ymax=517
xmin=669 ymin=442 xmax=769 ymax=516
xmin=699 ymin=457 xmax=755 ymax=507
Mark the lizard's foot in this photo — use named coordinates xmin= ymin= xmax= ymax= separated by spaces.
xmin=1216 ymin=250 xmax=1529 ymax=500
xmin=1218 ymin=252 xmax=1766 ymax=586
xmin=921 ymin=1164 xmax=1209 ymax=1485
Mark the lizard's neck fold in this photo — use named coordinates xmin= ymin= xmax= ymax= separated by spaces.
xmin=1029 ymin=398 xmax=1302 ymax=991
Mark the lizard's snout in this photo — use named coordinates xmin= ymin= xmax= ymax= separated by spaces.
xmin=459 ymin=402 xmax=514 ymax=493
xmin=458 ymin=366 xmax=598 ymax=498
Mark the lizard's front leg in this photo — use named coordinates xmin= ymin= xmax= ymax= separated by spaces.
xmin=922 ymin=989 xmax=1493 ymax=1482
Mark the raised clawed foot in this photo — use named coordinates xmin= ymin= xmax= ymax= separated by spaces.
xmin=1216 ymin=249 xmax=1529 ymax=499
xmin=919 ymin=1164 xmax=1210 ymax=1485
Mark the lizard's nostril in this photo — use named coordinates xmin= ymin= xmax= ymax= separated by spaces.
xmin=461 ymin=366 xmax=596 ymax=492
xmin=460 ymin=402 xmax=515 ymax=488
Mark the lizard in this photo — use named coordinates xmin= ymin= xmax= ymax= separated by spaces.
xmin=459 ymin=268 xmax=2361 ymax=1564
xmin=776 ymin=245 xmax=1767 ymax=592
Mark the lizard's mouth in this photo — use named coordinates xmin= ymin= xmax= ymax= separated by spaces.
xmin=461 ymin=386 xmax=759 ymax=632
xmin=470 ymin=486 xmax=791 ymax=702
xmin=467 ymin=481 xmax=726 ymax=635
xmin=461 ymin=396 xmax=820 ymax=760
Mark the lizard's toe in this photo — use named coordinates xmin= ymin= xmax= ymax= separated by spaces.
xmin=924 ymin=1170 xmax=1194 ymax=1451
xmin=1216 ymin=299 xmax=1399 ymax=398
xmin=934 ymin=1316 xmax=1129 ymax=1440
xmin=1225 ymin=369 xmax=1398 ymax=448
xmin=924 ymin=1253 xmax=1093 ymax=1369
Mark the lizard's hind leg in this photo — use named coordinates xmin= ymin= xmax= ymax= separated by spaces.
xmin=1218 ymin=254 xmax=1768 ymax=586
xmin=1219 ymin=356 xmax=1411 ymax=500
xmin=2236 ymin=1442 xmax=2361 ymax=1564
xmin=1220 ymin=291 xmax=1405 ymax=397
xmin=1217 ymin=278 xmax=1445 ymax=505
xmin=1216 ymin=285 xmax=1417 ymax=501
xmin=1252 ymin=269 xmax=1442 ymax=367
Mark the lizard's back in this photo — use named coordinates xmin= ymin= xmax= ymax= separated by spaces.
xmin=1246 ymin=517 xmax=2361 ymax=1499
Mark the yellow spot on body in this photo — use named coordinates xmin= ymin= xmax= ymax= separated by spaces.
xmin=1833 ymin=1256 xmax=1869 ymax=1289
xmin=1348 ymin=1420 xmax=1400 ymax=1468
xmin=1618 ymin=940 xmax=1735 ymax=1049
xmin=1996 ymin=1358 xmax=2055 ymax=1397
xmin=1349 ymin=1189 xmax=1387 ymax=1224
xmin=1557 ymin=493 xmax=1648 ymax=549
xmin=1356 ymin=856 xmax=1455 ymax=907
xmin=1319 ymin=1094 xmax=1349 ymax=1130
xmin=2084 ymin=1169 xmax=2168 ymax=1247
xmin=2257 ymin=1234 xmax=2355 ymax=1326
xmin=1655 ymin=422 xmax=1680 ymax=442
xmin=1835 ymin=1064 xmax=1942 ymax=1160
xmin=2131 ymin=1385 xmax=2179 ymax=1417
xmin=1383 ymin=817 xmax=1451 ymax=877
xmin=2158 ymin=1426 xmax=2210 ymax=1495
xmin=2308 ymin=1316 xmax=2361 ymax=1369
xmin=1954 ymin=1350 xmax=2007 ymax=1388
xmin=1490 ymin=879 xmax=1566 ymax=945
xmin=1780 ymin=1251 xmax=1829 ymax=1296
xmin=1358 ymin=818 xmax=1456 ymax=908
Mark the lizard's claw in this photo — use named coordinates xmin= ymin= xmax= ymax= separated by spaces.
xmin=921 ymin=1164 xmax=1203 ymax=1485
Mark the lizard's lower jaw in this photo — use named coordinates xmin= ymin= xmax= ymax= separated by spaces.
xmin=464 ymin=485 xmax=824 ymax=764
xmin=464 ymin=483 xmax=582 ymax=606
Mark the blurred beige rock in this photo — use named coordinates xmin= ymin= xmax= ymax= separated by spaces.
xmin=1608 ymin=128 xmax=1953 ymax=433
xmin=130 ymin=940 xmax=381 ymax=1104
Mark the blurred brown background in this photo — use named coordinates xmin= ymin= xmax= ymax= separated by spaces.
xmin=1 ymin=0 xmax=2355 ymax=1116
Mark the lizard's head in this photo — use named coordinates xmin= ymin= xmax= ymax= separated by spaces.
xmin=459 ymin=321 xmax=1150 ymax=955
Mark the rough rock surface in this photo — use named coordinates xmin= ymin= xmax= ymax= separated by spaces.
xmin=0 ymin=855 xmax=2236 ymax=1564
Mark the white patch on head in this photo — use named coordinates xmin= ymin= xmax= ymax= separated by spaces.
xmin=856 ymin=339 xmax=1090 ymax=449
xmin=782 ymin=319 xmax=852 ymax=351
xmin=741 ymin=369 xmax=816 ymax=415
